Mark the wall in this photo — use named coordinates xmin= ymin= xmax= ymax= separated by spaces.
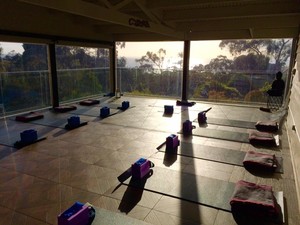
xmin=287 ymin=34 xmax=300 ymax=212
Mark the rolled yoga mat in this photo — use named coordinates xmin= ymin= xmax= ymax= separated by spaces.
xmin=193 ymin=117 xmax=257 ymax=129
xmin=157 ymin=141 xmax=283 ymax=173
xmin=122 ymin=166 xmax=236 ymax=212
xmin=70 ymin=106 xmax=119 ymax=118
xmin=179 ymin=127 xmax=250 ymax=143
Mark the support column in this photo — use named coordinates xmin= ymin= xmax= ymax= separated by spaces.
xmin=182 ymin=40 xmax=190 ymax=101
xmin=177 ymin=40 xmax=194 ymax=106
xmin=109 ymin=42 xmax=116 ymax=96
xmin=48 ymin=44 xmax=59 ymax=107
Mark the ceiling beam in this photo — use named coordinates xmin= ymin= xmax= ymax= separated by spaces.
xmin=176 ymin=15 xmax=300 ymax=31
xmin=146 ymin=0 xmax=293 ymax=10
xmin=134 ymin=0 xmax=161 ymax=24
xmin=112 ymin=0 xmax=132 ymax=10
xmin=163 ymin=2 xmax=300 ymax=22
xmin=19 ymin=0 xmax=183 ymax=39
xmin=99 ymin=0 xmax=113 ymax=8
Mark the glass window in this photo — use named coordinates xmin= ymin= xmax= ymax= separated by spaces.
xmin=56 ymin=45 xmax=110 ymax=103
xmin=189 ymin=39 xmax=292 ymax=104
xmin=0 ymin=42 xmax=50 ymax=115
xmin=117 ymin=42 xmax=183 ymax=98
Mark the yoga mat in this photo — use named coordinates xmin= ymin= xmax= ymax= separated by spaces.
xmin=181 ymin=128 xmax=250 ymax=143
xmin=7 ymin=110 xmax=71 ymax=129
xmin=101 ymin=103 xmax=135 ymax=110
xmin=27 ymin=113 xmax=70 ymax=128
xmin=92 ymin=207 xmax=152 ymax=225
xmin=157 ymin=142 xmax=283 ymax=173
xmin=123 ymin=166 xmax=236 ymax=211
xmin=70 ymin=106 xmax=119 ymax=118
xmin=14 ymin=136 xmax=47 ymax=149
xmin=0 ymin=119 xmax=52 ymax=147
xmin=193 ymin=117 xmax=257 ymax=129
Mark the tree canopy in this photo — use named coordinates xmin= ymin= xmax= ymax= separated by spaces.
xmin=135 ymin=48 xmax=166 ymax=74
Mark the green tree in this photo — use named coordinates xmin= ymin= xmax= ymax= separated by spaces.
xmin=233 ymin=53 xmax=270 ymax=71
xmin=219 ymin=39 xmax=291 ymax=71
xmin=136 ymin=48 xmax=166 ymax=74
xmin=204 ymin=55 xmax=233 ymax=73
xmin=22 ymin=44 xmax=48 ymax=71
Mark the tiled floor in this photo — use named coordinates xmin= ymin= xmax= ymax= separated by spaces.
xmin=0 ymin=96 xmax=299 ymax=225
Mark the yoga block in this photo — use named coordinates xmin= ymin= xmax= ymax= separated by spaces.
xmin=20 ymin=129 xmax=38 ymax=143
xmin=166 ymin=134 xmax=180 ymax=153
xmin=58 ymin=202 xmax=90 ymax=225
xmin=131 ymin=158 xmax=151 ymax=179
xmin=164 ymin=105 xmax=174 ymax=114
xmin=183 ymin=120 xmax=193 ymax=134
xmin=100 ymin=107 xmax=110 ymax=117
xmin=122 ymin=101 xmax=130 ymax=110
xmin=198 ymin=112 xmax=207 ymax=124
xmin=67 ymin=116 xmax=80 ymax=127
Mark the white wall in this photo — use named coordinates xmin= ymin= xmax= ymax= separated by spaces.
xmin=287 ymin=35 xmax=300 ymax=212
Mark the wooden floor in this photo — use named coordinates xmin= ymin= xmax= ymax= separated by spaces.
xmin=0 ymin=96 xmax=299 ymax=225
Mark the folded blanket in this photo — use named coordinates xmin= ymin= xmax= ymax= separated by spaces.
xmin=79 ymin=99 xmax=100 ymax=106
xmin=243 ymin=151 xmax=277 ymax=171
xmin=53 ymin=105 xmax=77 ymax=113
xmin=255 ymin=121 xmax=279 ymax=132
xmin=15 ymin=112 xmax=44 ymax=122
xmin=249 ymin=131 xmax=277 ymax=147
xmin=231 ymin=180 xmax=275 ymax=207
xmin=230 ymin=180 xmax=280 ymax=224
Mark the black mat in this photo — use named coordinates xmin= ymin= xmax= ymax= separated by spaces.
xmin=101 ymin=103 xmax=135 ymax=110
xmin=122 ymin=166 xmax=235 ymax=211
xmin=26 ymin=113 xmax=70 ymax=129
xmin=0 ymin=119 xmax=53 ymax=148
xmin=65 ymin=121 xmax=88 ymax=130
xmin=193 ymin=117 xmax=257 ymax=129
xmin=157 ymin=141 xmax=283 ymax=173
xmin=14 ymin=136 xmax=47 ymax=149
xmin=70 ymin=106 xmax=120 ymax=118
xmin=92 ymin=207 xmax=152 ymax=225
xmin=181 ymin=128 xmax=250 ymax=143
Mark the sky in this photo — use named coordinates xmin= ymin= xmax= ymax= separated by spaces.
xmin=118 ymin=41 xmax=233 ymax=68
xmin=0 ymin=40 xmax=232 ymax=68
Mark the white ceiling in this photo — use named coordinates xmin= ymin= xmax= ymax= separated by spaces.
xmin=0 ymin=0 xmax=299 ymax=44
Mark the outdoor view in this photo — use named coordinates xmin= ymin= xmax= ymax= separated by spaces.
xmin=0 ymin=38 xmax=292 ymax=115
xmin=117 ymin=39 xmax=292 ymax=103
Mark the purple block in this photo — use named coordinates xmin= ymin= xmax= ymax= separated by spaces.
xmin=58 ymin=202 xmax=90 ymax=225
xmin=67 ymin=116 xmax=80 ymax=127
xmin=164 ymin=105 xmax=174 ymax=114
xmin=198 ymin=112 xmax=207 ymax=124
xmin=100 ymin=107 xmax=110 ymax=117
xmin=131 ymin=158 xmax=151 ymax=179
xmin=166 ymin=134 xmax=180 ymax=153
xmin=20 ymin=129 xmax=38 ymax=143
xmin=122 ymin=101 xmax=130 ymax=110
xmin=183 ymin=120 xmax=193 ymax=134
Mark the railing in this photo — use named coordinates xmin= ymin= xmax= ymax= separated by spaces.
xmin=57 ymin=67 xmax=110 ymax=103
xmin=0 ymin=67 xmax=288 ymax=116
xmin=0 ymin=67 xmax=110 ymax=115
xmin=117 ymin=67 xmax=182 ymax=98
xmin=0 ymin=70 xmax=51 ymax=115
xmin=117 ymin=67 xmax=285 ymax=105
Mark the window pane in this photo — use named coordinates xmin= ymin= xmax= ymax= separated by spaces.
xmin=0 ymin=42 xmax=50 ymax=115
xmin=117 ymin=42 xmax=183 ymax=98
xmin=56 ymin=45 xmax=110 ymax=103
xmin=189 ymin=39 xmax=292 ymax=104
